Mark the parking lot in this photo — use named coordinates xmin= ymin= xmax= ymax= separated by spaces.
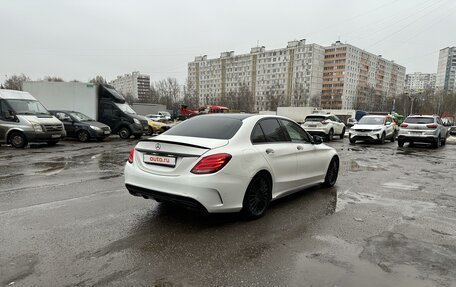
xmin=1 ymin=137 xmax=456 ymax=286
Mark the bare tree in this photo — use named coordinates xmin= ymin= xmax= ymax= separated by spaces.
xmin=155 ymin=78 xmax=181 ymax=113
xmin=44 ymin=76 xmax=64 ymax=82
xmin=125 ymin=93 xmax=135 ymax=105
xmin=89 ymin=75 xmax=107 ymax=85
xmin=3 ymin=74 xmax=30 ymax=91
xmin=182 ymin=78 xmax=198 ymax=108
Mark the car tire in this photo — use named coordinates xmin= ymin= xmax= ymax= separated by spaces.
xmin=9 ymin=131 xmax=28 ymax=148
xmin=242 ymin=174 xmax=271 ymax=219
xmin=379 ymin=132 xmax=386 ymax=144
xmin=398 ymin=140 xmax=405 ymax=147
xmin=47 ymin=141 xmax=58 ymax=146
xmin=323 ymin=156 xmax=339 ymax=187
xmin=432 ymin=135 xmax=441 ymax=149
xmin=340 ymin=128 xmax=345 ymax=139
xmin=119 ymin=127 xmax=131 ymax=139
xmin=327 ymin=129 xmax=334 ymax=141
xmin=442 ymin=136 xmax=446 ymax=146
xmin=349 ymin=138 xmax=356 ymax=144
xmin=77 ymin=130 xmax=90 ymax=142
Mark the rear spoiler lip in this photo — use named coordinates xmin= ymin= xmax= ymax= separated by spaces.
xmin=138 ymin=138 xmax=211 ymax=150
xmin=135 ymin=148 xmax=199 ymax=158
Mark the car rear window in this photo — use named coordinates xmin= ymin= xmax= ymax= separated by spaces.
xmin=163 ymin=115 xmax=242 ymax=139
xmin=305 ymin=116 xmax=326 ymax=122
xmin=404 ymin=117 xmax=434 ymax=124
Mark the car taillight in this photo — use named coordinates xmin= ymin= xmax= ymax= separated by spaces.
xmin=191 ymin=153 xmax=232 ymax=174
xmin=128 ymin=147 xmax=135 ymax=163
xmin=426 ymin=124 xmax=438 ymax=129
xmin=400 ymin=123 xmax=408 ymax=128
xmin=321 ymin=120 xmax=329 ymax=125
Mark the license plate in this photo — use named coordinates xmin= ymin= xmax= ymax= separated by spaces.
xmin=308 ymin=125 xmax=317 ymax=128
xmin=143 ymin=154 xmax=176 ymax=167
xmin=51 ymin=134 xmax=60 ymax=138
xmin=104 ymin=131 xmax=110 ymax=134
xmin=410 ymin=131 xmax=421 ymax=135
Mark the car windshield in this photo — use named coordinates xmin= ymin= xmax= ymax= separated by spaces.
xmin=305 ymin=116 xmax=326 ymax=122
xmin=5 ymin=99 xmax=49 ymax=115
xmin=163 ymin=115 xmax=242 ymax=139
xmin=358 ymin=116 xmax=384 ymax=125
xmin=69 ymin=111 xmax=93 ymax=122
xmin=115 ymin=103 xmax=136 ymax=115
xmin=405 ymin=117 xmax=434 ymax=124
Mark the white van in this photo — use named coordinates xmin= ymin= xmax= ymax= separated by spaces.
xmin=0 ymin=89 xmax=66 ymax=148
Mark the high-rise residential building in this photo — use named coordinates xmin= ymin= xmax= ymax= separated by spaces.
xmin=404 ymin=72 xmax=436 ymax=93
xmin=188 ymin=39 xmax=325 ymax=111
xmin=321 ymin=41 xmax=406 ymax=110
xmin=435 ymin=47 xmax=456 ymax=93
xmin=110 ymin=71 xmax=150 ymax=101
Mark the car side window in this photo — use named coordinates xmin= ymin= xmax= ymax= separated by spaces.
xmin=251 ymin=124 xmax=267 ymax=144
xmin=0 ymin=100 xmax=4 ymax=119
xmin=258 ymin=118 xmax=289 ymax=142
xmin=386 ymin=117 xmax=392 ymax=124
xmin=279 ymin=119 xmax=311 ymax=143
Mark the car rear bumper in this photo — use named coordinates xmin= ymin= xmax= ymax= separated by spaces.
xmin=397 ymin=135 xmax=438 ymax=143
xmin=124 ymin=162 xmax=250 ymax=213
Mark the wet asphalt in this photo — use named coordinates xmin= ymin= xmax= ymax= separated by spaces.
xmin=0 ymin=136 xmax=455 ymax=287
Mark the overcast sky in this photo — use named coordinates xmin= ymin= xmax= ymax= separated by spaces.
xmin=1 ymin=0 xmax=455 ymax=84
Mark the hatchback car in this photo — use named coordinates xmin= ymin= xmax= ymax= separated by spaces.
xmin=301 ymin=113 xmax=345 ymax=141
xmin=50 ymin=110 xmax=111 ymax=142
xmin=124 ymin=114 xmax=339 ymax=219
xmin=397 ymin=115 xmax=448 ymax=148
xmin=349 ymin=115 xmax=397 ymax=144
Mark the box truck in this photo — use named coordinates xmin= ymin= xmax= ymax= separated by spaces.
xmin=23 ymin=82 xmax=149 ymax=139
xmin=0 ymin=89 xmax=66 ymax=148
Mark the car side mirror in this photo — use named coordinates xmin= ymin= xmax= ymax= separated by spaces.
xmin=312 ymin=135 xmax=323 ymax=145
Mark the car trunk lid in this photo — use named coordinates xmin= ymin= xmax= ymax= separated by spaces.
xmin=134 ymin=135 xmax=229 ymax=176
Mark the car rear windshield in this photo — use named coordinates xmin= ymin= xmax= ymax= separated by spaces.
xmin=404 ymin=117 xmax=434 ymax=124
xmin=163 ymin=116 xmax=243 ymax=139
xmin=305 ymin=116 xmax=326 ymax=122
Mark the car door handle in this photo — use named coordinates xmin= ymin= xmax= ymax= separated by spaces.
xmin=265 ymin=148 xmax=274 ymax=154
xmin=297 ymin=145 xmax=304 ymax=150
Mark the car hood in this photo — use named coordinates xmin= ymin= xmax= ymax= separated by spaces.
xmin=352 ymin=124 xmax=383 ymax=130
xmin=20 ymin=115 xmax=62 ymax=125
xmin=82 ymin=121 xmax=110 ymax=129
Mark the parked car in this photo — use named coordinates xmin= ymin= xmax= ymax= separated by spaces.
xmin=158 ymin=111 xmax=171 ymax=120
xmin=397 ymin=115 xmax=448 ymax=148
xmin=346 ymin=118 xmax=357 ymax=128
xmin=49 ymin=110 xmax=111 ymax=142
xmin=0 ymin=89 xmax=65 ymax=148
xmin=145 ymin=114 xmax=166 ymax=122
xmin=147 ymin=120 xmax=170 ymax=135
xmin=301 ymin=113 xmax=345 ymax=141
xmin=125 ymin=114 xmax=339 ymax=219
xmin=449 ymin=126 xmax=456 ymax=136
xmin=349 ymin=115 xmax=397 ymax=144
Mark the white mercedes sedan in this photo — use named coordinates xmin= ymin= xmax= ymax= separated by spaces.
xmin=124 ymin=114 xmax=339 ymax=219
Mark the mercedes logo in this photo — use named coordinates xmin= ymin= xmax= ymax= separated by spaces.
xmin=155 ymin=143 xmax=161 ymax=150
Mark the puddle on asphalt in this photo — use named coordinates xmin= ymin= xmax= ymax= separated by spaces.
xmin=340 ymin=159 xmax=386 ymax=174
xmin=360 ymin=232 xmax=456 ymax=284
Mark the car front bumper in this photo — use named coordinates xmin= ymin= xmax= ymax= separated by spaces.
xmin=24 ymin=130 xmax=66 ymax=142
xmin=349 ymin=131 xmax=382 ymax=141
xmin=124 ymin=162 xmax=251 ymax=213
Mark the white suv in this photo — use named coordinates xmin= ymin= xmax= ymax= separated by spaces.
xmin=301 ymin=114 xmax=346 ymax=141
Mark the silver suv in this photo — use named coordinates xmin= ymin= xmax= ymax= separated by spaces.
xmin=398 ymin=115 xmax=448 ymax=148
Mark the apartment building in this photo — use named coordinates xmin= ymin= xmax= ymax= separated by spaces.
xmin=436 ymin=47 xmax=456 ymax=93
xmin=322 ymin=41 xmax=406 ymax=110
xmin=404 ymin=72 xmax=436 ymax=93
xmin=188 ymin=39 xmax=325 ymax=111
xmin=110 ymin=71 xmax=150 ymax=101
